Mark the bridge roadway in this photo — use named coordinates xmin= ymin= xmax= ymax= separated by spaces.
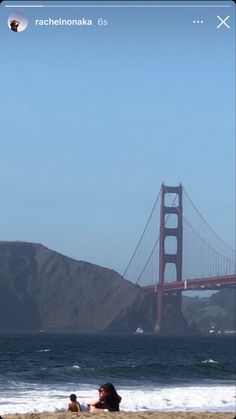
xmin=142 ymin=274 xmax=236 ymax=292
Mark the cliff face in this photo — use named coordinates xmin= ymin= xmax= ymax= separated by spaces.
xmin=0 ymin=241 xmax=156 ymax=333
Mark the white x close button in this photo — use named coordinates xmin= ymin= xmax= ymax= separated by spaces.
xmin=217 ymin=15 xmax=230 ymax=29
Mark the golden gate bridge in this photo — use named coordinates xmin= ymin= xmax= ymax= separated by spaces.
xmin=123 ymin=184 xmax=236 ymax=332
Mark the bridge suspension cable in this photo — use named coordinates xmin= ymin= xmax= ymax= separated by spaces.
xmin=165 ymin=187 xmax=235 ymax=279
xmin=135 ymin=237 xmax=159 ymax=285
xmin=182 ymin=188 xmax=236 ymax=278
xmin=183 ymin=187 xmax=235 ymax=253
xmin=122 ymin=188 xmax=161 ymax=284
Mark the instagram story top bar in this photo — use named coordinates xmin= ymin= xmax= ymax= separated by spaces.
xmin=3 ymin=1 xmax=233 ymax=8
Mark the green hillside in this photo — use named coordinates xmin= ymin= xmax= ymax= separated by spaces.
xmin=182 ymin=288 xmax=236 ymax=333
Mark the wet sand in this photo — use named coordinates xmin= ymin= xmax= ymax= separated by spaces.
xmin=1 ymin=412 xmax=234 ymax=419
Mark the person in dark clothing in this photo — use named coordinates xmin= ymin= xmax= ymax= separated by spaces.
xmin=88 ymin=382 xmax=122 ymax=412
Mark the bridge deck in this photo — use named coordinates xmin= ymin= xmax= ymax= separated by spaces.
xmin=142 ymin=274 xmax=236 ymax=292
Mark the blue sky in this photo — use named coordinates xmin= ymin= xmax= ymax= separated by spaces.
xmin=0 ymin=1 xmax=235 ymax=276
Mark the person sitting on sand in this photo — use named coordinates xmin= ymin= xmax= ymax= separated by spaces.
xmin=68 ymin=393 xmax=81 ymax=412
xmin=88 ymin=382 xmax=122 ymax=412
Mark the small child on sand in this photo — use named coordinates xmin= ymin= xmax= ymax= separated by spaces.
xmin=68 ymin=393 xmax=81 ymax=412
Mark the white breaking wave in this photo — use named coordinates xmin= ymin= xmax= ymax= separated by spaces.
xmin=0 ymin=384 xmax=235 ymax=414
xmin=202 ymin=359 xmax=218 ymax=364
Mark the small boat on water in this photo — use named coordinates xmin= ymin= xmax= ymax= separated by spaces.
xmin=135 ymin=326 xmax=144 ymax=334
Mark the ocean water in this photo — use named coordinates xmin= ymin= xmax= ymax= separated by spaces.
xmin=0 ymin=333 xmax=235 ymax=414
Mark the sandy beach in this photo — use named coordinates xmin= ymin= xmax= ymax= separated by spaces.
xmin=1 ymin=412 xmax=235 ymax=419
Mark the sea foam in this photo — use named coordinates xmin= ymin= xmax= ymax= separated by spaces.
xmin=0 ymin=383 xmax=234 ymax=414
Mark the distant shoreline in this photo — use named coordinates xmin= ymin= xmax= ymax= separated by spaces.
xmin=1 ymin=412 xmax=234 ymax=419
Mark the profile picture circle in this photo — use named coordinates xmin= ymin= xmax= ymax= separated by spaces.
xmin=8 ymin=13 xmax=28 ymax=33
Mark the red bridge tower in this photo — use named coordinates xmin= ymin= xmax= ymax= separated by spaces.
xmin=156 ymin=183 xmax=183 ymax=332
